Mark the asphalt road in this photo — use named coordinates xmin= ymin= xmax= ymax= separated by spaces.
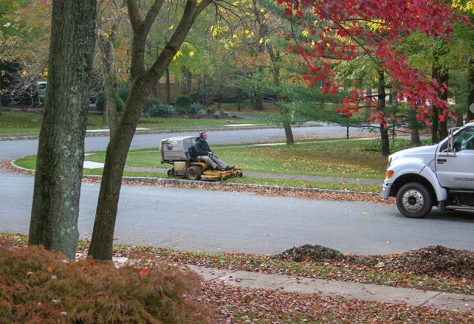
xmin=1 ymin=127 xmax=473 ymax=255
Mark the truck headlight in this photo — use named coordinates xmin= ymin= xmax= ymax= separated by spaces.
xmin=386 ymin=170 xmax=394 ymax=179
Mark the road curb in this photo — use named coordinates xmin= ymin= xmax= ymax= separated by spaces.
xmin=0 ymin=125 xmax=283 ymax=142
xmin=8 ymin=159 xmax=378 ymax=197
xmin=82 ymin=174 xmax=379 ymax=196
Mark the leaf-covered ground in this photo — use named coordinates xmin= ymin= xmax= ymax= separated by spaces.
xmin=200 ymin=281 xmax=473 ymax=323
xmin=2 ymin=234 xmax=473 ymax=323
xmin=115 ymin=245 xmax=473 ymax=295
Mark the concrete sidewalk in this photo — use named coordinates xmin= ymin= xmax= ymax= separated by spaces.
xmin=188 ymin=265 xmax=474 ymax=314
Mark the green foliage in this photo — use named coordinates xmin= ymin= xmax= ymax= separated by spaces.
xmin=190 ymin=102 xmax=204 ymax=114
xmin=175 ymin=95 xmax=192 ymax=114
xmin=145 ymin=101 xmax=175 ymax=117
xmin=0 ymin=238 xmax=209 ymax=323
xmin=95 ymin=93 xmax=106 ymax=111
xmin=114 ymin=92 xmax=125 ymax=113
xmin=362 ymin=138 xmax=431 ymax=153
xmin=96 ymin=92 xmax=125 ymax=113
xmin=118 ymin=86 xmax=129 ymax=102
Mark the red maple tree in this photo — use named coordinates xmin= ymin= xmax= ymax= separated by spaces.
xmin=278 ymin=0 xmax=464 ymax=127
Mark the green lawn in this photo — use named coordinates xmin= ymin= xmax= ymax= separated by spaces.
xmin=83 ymin=139 xmax=390 ymax=179
xmin=0 ymin=111 xmax=269 ymax=135
xmin=14 ymin=138 xmax=424 ymax=193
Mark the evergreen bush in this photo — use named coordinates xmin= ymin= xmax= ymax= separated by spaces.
xmin=145 ymin=101 xmax=175 ymax=117
xmin=175 ymin=95 xmax=192 ymax=115
xmin=96 ymin=92 xmax=125 ymax=113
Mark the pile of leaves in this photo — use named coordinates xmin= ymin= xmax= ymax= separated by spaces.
xmin=274 ymin=244 xmax=345 ymax=262
xmin=200 ymin=281 xmax=473 ymax=323
xmin=0 ymin=238 xmax=208 ymax=323
xmin=275 ymin=244 xmax=474 ymax=280
xmin=126 ymin=246 xmax=473 ymax=295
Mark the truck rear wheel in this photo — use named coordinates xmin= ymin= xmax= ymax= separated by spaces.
xmin=186 ymin=165 xmax=202 ymax=180
xmin=396 ymin=182 xmax=433 ymax=218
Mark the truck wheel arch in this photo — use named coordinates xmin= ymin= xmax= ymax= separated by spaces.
xmin=391 ymin=174 xmax=438 ymax=205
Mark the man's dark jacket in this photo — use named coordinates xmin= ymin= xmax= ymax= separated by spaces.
xmin=193 ymin=137 xmax=211 ymax=156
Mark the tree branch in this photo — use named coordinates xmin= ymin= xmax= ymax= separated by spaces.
xmin=127 ymin=0 xmax=141 ymax=32
xmin=143 ymin=0 xmax=165 ymax=34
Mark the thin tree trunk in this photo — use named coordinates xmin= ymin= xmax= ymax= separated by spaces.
xmin=89 ymin=80 xmax=147 ymax=259
xmin=254 ymin=69 xmax=264 ymax=110
xmin=89 ymin=0 xmax=210 ymax=260
xmin=29 ymin=0 xmax=97 ymax=259
xmin=283 ymin=121 xmax=294 ymax=145
xmin=468 ymin=57 xmax=474 ymax=121
xmin=98 ymin=30 xmax=119 ymax=136
xmin=410 ymin=127 xmax=422 ymax=147
xmin=431 ymin=41 xmax=448 ymax=143
xmin=165 ymin=67 xmax=171 ymax=104
xmin=378 ymin=70 xmax=390 ymax=156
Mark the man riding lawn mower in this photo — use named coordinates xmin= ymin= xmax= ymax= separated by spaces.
xmin=161 ymin=131 xmax=243 ymax=181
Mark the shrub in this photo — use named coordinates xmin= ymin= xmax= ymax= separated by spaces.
xmin=0 ymin=239 xmax=209 ymax=323
xmin=118 ymin=86 xmax=129 ymax=102
xmin=175 ymin=95 xmax=192 ymax=115
xmin=96 ymin=93 xmax=106 ymax=111
xmin=96 ymin=92 xmax=125 ymax=113
xmin=190 ymin=102 xmax=204 ymax=114
xmin=145 ymin=101 xmax=175 ymax=117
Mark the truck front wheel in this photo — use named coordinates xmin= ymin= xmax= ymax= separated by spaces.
xmin=396 ymin=182 xmax=433 ymax=218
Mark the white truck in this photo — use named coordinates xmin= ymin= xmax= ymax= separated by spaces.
xmin=382 ymin=122 xmax=474 ymax=218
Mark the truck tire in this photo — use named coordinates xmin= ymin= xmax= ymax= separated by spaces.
xmin=396 ymin=182 xmax=433 ymax=218
xmin=186 ymin=165 xmax=202 ymax=180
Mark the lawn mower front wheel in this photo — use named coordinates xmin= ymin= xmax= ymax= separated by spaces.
xmin=186 ymin=165 xmax=202 ymax=180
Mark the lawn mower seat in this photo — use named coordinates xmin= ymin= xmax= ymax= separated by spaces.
xmin=187 ymin=145 xmax=198 ymax=162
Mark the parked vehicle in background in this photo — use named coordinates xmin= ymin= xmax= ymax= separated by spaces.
xmin=382 ymin=121 xmax=474 ymax=218
xmin=37 ymin=81 xmax=47 ymax=105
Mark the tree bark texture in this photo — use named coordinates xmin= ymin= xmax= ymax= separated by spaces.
xmin=431 ymin=42 xmax=449 ymax=143
xmin=29 ymin=0 xmax=97 ymax=259
xmin=410 ymin=127 xmax=422 ymax=147
xmin=89 ymin=0 xmax=210 ymax=260
xmin=378 ymin=70 xmax=390 ymax=156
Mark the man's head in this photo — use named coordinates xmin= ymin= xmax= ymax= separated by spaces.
xmin=199 ymin=131 xmax=207 ymax=141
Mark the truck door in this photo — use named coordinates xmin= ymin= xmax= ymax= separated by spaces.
xmin=436 ymin=126 xmax=474 ymax=190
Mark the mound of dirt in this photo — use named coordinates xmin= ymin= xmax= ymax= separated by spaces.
xmin=274 ymin=244 xmax=345 ymax=262
xmin=276 ymin=245 xmax=474 ymax=279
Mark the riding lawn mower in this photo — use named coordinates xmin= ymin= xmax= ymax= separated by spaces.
xmin=160 ymin=136 xmax=243 ymax=181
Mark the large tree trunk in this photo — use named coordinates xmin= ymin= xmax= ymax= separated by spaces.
xmin=89 ymin=0 xmax=210 ymax=260
xmin=29 ymin=0 xmax=97 ymax=259
xmin=378 ymin=70 xmax=390 ymax=156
